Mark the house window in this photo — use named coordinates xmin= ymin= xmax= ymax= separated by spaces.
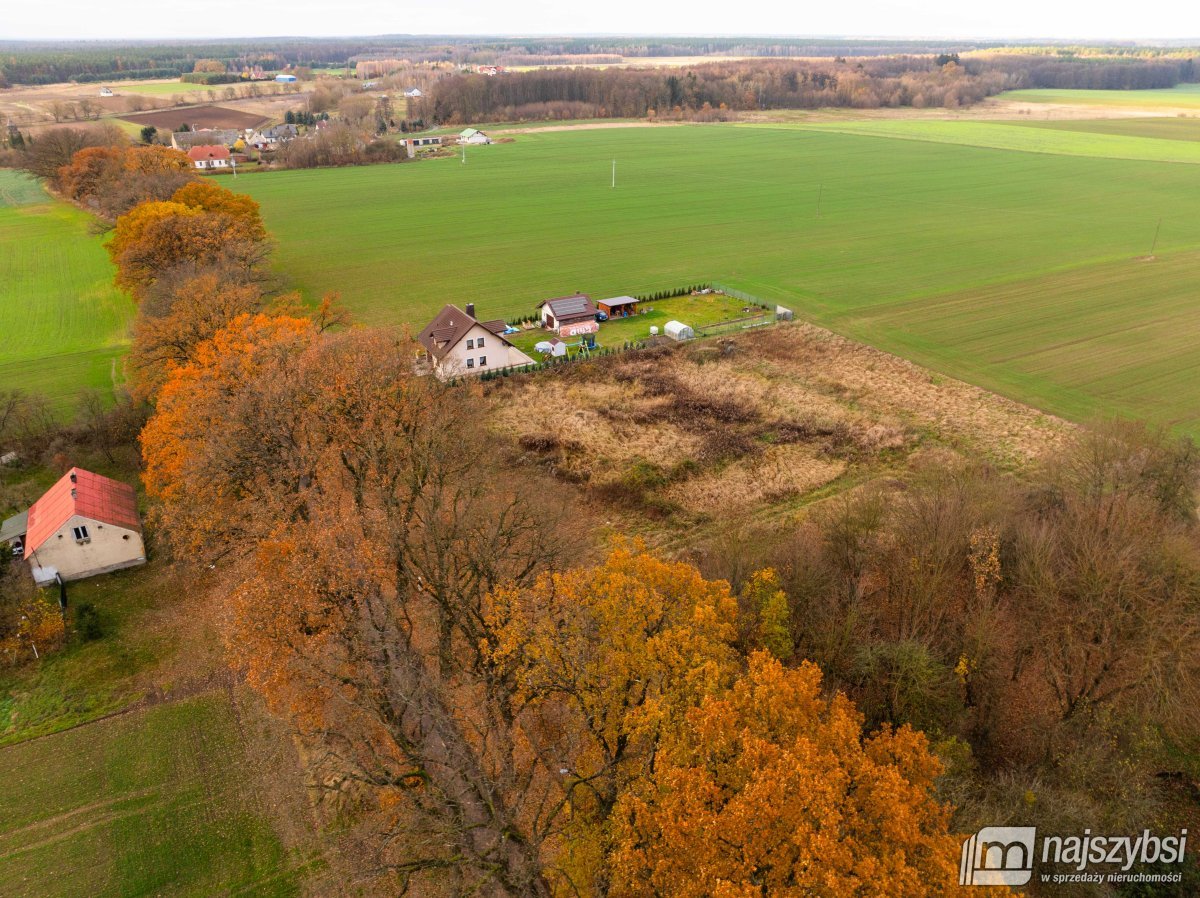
xmin=466 ymin=339 xmax=474 ymax=350
xmin=72 ymin=525 xmax=90 ymax=542
xmin=477 ymin=336 xmax=485 ymax=347
xmin=479 ymin=356 xmax=487 ymax=367
xmin=466 ymin=358 xmax=475 ymax=369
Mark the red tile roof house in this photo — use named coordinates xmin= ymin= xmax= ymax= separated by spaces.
xmin=186 ymin=144 xmax=231 ymax=170
xmin=20 ymin=468 xmax=146 ymax=587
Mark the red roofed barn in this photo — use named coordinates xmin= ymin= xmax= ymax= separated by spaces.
xmin=22 ymin=468 xmax=146 ymax=586
xmin=187 ymin=144 xmax=231 ymax=170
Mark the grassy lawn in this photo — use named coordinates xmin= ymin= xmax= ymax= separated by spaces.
xmin=0 ymin=171 xmax=131 ymax=410
xmin=0 ymin=693 xmax=303 ymax=897
xmin=0 ymin=564 xmax=169 ymax=747
xmin=229 ymin=124 xmax=1200 ymax=431
xmin=507 ymin=292 xmax=766 ymax=358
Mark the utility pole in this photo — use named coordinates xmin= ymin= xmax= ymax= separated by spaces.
xmin=816 ymin=183 xmax=823 ymax=218
xmin=462 ymin=142 xmax=466 ymax=164
xmin=1149 ymin=217 xmax=1162 ymax=257
xmin=612 ymin=159 xmax=616 ymax=188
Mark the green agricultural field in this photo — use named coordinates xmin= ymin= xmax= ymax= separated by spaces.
xmin=1013 ymin=116 xmax=1200 ymax=142
xmin=233 ymin=124 xmax=1200 ymax=431
xmin=0 ymin=171 xmax=132 ymax=410
xmin=109 ymin=80 xmax=207 ymax=98
xmin=0 ymin=694 xmax=303 ymax=897
xmin=1000 ymin=84 xmax=1200 ymax=108
xmin=773 ymin=118 xmax=1200 ymax=163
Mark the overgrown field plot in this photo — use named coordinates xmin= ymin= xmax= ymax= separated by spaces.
xmin=0 ymin=694 xmax=301 ymax=897
xmin=234 ymin=125 xmax=1200 ymax=430
xmin=491 ymin=324 xmax=1066 ymax=539
xmin=0 ymin=171 xmax=132 ymax=408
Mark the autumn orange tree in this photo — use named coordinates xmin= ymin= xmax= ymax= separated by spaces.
xmin=107 ymin=181 xmax=270 ymax=301
xmin=142 ymin=320 xmax=565 ymax=893
xmin=128 ymin=272 xmax=265 ymax=401
xmin=609 ymin=652 xmax=969 ymax=898
xmin=483 ymin=546 xmax=743 ymax=891
xmin=58 ymin=143 xmax=193 ymax=217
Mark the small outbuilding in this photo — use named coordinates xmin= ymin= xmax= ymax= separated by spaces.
xmin=597 ymin=296 xmax=640 ymax=318
xmin=400 ymin=135 xmax=442 ymax=157
xmin=664 ymin=320 xmax=695 ymax=341
xmin=22 ymin=468 xmax=146 ymax=586
xmin=404 ymin=87 xmax=424 ymax=98
xmin=459 ymin=128 xmax=492 ymax=145
xmin=537 ymin=293 xmax=599 ymax=332
xmin=275 ymin=73 xmax=298 ymax=83
xmin=1 ymin=510 xmax=27 ymax=557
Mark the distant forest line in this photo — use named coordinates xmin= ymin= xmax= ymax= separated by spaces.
xmin=418 ymin=55 xmax=1199 ymax=123
xmin=1 ymin=35 xmax=1197 ymax=88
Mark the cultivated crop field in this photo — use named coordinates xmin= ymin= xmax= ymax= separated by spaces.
xmin=1000 ymin=84 xmax=1200 ymax=108
xmin=119 ymin=105 xmax=268 ymax=130
xmin=232 ymin=120 xmax=1200 ymax=431
xmin=0 ymin=171 xmax=133 ymax=408
xmin=0 ymin=694 xmax=301 ymax=897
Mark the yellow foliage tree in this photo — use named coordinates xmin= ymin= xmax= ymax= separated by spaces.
xmin=170 ymin=180 xmax=267 ymax=241
xmin=610 ymin=652 xmax=972 ymax=898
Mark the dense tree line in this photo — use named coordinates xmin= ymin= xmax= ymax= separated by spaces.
xmin=978 ymin=55 xmax=1195 ymax=89
xmin=423 ymin=53 xmax=1200 ymax=123
xmin=423 ymin=58 xmax=1011 ymax=122
xmin=4 ymin=36 xmax=1195 ymax=88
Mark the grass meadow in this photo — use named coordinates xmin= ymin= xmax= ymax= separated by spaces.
xmin=232 ymin=122 xmax=1200 ymax=430
xmin=0 ymin=695 xmax=303 ymax=897
xmin=0 ymin=171 xmax=132 ymax=409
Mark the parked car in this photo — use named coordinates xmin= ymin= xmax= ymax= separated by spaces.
xmin=595 ymin=311 xmax=609 ymax=322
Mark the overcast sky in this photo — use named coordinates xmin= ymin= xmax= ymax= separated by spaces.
xmin=4 ymin=0 xmax=1199 ymax=42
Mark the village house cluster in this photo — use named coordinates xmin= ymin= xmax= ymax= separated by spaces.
xmin=416 ymin=291 xmax=696 ymax=379
xmin=170 ymin=123 xmax=301 ymax=168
